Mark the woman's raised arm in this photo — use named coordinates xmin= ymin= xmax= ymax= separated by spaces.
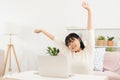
xmin=34 ymin=29 xmax=55 ymax=40
xmin=82 ymin=1 xmax=92 ymax=30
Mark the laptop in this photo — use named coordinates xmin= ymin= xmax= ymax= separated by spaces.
xmin=37 ymin=55 xmax=71 ymax=78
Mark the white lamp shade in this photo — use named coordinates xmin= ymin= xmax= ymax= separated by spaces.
xmin=4 ymin=22 xmax=19 ymax=34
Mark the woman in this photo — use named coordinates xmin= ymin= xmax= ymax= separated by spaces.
xmin=34 ymin=1 xmax=95 ymax=74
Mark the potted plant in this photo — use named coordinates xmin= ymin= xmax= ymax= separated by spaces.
xmin=46 ymin=46 xmax=60 ymax=56
xmin=97 ymin=35 xmax=105 ymax=46
xmin=107 ymin=36 xmax=114 ymax=46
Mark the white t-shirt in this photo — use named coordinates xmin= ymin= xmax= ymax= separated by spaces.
xmin=54 ymin=30 xmax=95 ymax=74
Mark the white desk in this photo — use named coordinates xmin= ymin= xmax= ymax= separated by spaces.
xmin=4 ymin=71 xmax=108 ymax=80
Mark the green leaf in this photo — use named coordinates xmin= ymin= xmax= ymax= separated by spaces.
xmin=46 ymin=46 xmax=60 ymax=56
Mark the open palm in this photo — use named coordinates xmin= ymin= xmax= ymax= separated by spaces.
xmin=82 ymin=1 xmax=90 ymax=10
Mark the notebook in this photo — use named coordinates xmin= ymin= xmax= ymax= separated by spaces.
xmin=37 ymin=55 xmax=71 ymax=78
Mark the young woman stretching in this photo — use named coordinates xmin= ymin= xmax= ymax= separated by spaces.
xmin=34 ymin=1 xmax=95 ymax=74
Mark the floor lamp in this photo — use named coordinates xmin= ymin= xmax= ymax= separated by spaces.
xmin=2 ymin=33 xmax=21 ymax=76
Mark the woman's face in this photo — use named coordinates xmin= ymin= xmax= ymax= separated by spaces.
xmin=68 ymin=38 xmax=81 ymax=52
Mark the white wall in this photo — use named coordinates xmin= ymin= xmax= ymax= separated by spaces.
xmin=90 ymin=0 xmax=120 ymax=28
xmin=0 ymin=0 xmax=120 ymax=73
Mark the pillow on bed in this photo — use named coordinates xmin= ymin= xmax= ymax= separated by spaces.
xmin=103 ymin=52 xmax=120 ymax=73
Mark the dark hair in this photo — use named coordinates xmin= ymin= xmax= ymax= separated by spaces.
xmin=65 ymin=33 xmax=85 ymax=50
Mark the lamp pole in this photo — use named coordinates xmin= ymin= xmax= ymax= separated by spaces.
xmin=2 ymin=33 xmax=21 ymax=76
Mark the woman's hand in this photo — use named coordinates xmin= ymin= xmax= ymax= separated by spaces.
xmin=34 ymin=29 xmax=43 ymax=34
xmin=82 ymin=1 xmax=90 ymax=11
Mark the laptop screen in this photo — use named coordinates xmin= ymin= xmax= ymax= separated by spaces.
xmin=37 ymin=55 xmax=71 ymax=78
